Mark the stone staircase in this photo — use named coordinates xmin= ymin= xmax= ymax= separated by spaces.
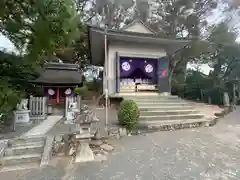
xmin=124 ymin=95 xmax=212 ymax=130
xmin=0 ymin=136 xmax=46 ymax=171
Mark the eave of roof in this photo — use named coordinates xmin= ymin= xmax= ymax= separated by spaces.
xmin=31 ymin=68 xmax=82 ymax=84
xmin=88 ymin=26 xmax=190 ymax=65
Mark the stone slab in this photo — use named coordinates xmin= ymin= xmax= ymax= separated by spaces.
xmin=22 ymin=116 xmax=61 ymax=136
xmin=75 ymin=142 xmax=94 ymax=163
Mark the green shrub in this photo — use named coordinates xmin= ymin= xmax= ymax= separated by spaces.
xmin=74 ymin=86 xmax=88 ymax=96
xmin=117 ymin=100 xmax=140 ymax=132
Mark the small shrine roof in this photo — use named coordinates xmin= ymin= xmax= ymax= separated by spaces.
xmin=31 ymin=62 xmax=82 ymax=85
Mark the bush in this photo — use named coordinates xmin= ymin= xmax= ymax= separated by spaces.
xmin=74 ymin=86 xmax=88 ymax=96
xmin=117 ymin=100 xmax=140 ymax=132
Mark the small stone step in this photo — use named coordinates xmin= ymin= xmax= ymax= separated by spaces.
xmin=10 ymin=141 xmax=45 ymax=148
xmin=140 ymin=110 xmax=199 ymax=116
xmin=139 ymin=106 xmax=194 ymax=111
xmin=9 ymin=136 xmax=45 ymax=147
xmin=4 ymin=144 xmax=44 ymax=156
xmin=1 ymin=153 xmax=41 ymax=166
xmin=13 ymin=136 xmax=45 ymax=143
xmin=0 ymin=162 xmax=39 ymax=172
xmin=139 ymin=114 xmax=204 ymax=121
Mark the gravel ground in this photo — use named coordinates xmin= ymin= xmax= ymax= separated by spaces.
xmin=2 ymin=107 xmax=240 ymax=180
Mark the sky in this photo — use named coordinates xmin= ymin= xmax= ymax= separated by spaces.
xmin=0 ymin=34 xmax=16 ymax=53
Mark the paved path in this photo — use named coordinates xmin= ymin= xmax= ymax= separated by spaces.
xmin=2 ymin=108 xmax=240 ymax=179
xmin=22 ymin=116 xmax=61 ymax=137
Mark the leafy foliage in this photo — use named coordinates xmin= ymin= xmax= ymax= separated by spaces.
xmin=0 ymin=0 xmax=80 ymax=125
xmin=74 ymin=86 xmax=88 ymax=96
xmin=0 ymin=51 xmax=38 ymax=124
xmin=0 ymin=0 xmax=80 ymax=62
xmin=118 ymin=100 xmax=140 ymax=131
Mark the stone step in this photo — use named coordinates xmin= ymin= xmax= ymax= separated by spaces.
xmin=139 ymin=106 xmax=194 ymax=111
xmin=140 ymin=110 xmax=199 ymax=116
xmin=4 ymin=144 xmax=44 ymax=156
xmin=138 ymin=118 xmax=212 ymax=130
xmin=1 ymin=153 xmax=42 ymax=166
xmin=124 ymin=95 xmax=179 ymax=99
xmin=133 ymin=99 xmax=185 ymax=103
xmin=137 ymin=102 xmax=190 ymax=107
xmin=139 ymin=114 xmax=204 ymax=121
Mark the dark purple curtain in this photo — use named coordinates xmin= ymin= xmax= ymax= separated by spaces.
xmin=119 ymin=57 xmax=136 ymax=77
xmin=44 ymin=87 xmax=74 ymax=97
xmin=119 ymin=56 xmax=158 ymax=81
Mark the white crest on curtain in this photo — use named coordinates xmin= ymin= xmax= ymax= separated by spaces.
xmin=65 ymin=88 xmax=72 ymax=95
xmin=48 ymin=88 xmax=55 ymax=95
xmin=145 ymin=64 xmax=153 ymax=73
xmin=122 ymin=62 xmax=131 ymax=71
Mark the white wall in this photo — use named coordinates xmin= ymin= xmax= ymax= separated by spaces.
xmin=105 ymin=41 xmax=166 ymax=94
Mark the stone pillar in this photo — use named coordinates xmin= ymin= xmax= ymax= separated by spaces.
xmin=223 ymin=92 xmax=230 ymax=107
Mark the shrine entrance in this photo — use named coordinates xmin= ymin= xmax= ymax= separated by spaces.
xmin=118 ymin=56 xmax=158 ymax=93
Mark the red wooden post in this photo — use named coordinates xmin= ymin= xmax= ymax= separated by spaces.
xmin=56 ymin=88 xmax=59 ymax=104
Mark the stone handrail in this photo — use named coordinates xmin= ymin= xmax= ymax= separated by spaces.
xmin=40 ymin=135 xmax=54 ymax=167
xmin=0 ymin=139 xmax=8 ymax=159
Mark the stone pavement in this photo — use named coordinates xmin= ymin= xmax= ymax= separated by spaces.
xmin=22 ymin=116 xmax=62 ymax=137
xmin=2 ymin=108 xmax=240 ymax=179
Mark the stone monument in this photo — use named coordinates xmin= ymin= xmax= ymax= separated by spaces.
xmin=14 ymin=99 xmax=30 ymax=123
xmin=223 ymin=92 xmax=230 ymax=107
xmin=74 ymin=105 xmax=95 ymax=163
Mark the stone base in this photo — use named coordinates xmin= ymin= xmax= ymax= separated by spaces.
xmin=160 ymin=92 xmax=170 ymax=96
xmin=75 ymin=142 xmax=94 ymax=163
xmin=14 ymin=110 xmax=30 ymax=123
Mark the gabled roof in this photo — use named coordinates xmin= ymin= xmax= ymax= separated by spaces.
xmin=31 ymin=63 xmax=82 ymax=84
xmin=120 ymin=19 xmax=156 ymax=34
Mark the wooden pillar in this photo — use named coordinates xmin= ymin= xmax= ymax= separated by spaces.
xmin=65 ymin=97 xmax=68 ymax=118
xmin=158 ymin=56 xmax=169 ymax=94
xmin=56 ymin=88 xmax=59 ymax=104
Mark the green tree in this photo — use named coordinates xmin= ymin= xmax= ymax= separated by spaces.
xmin=0 ymin=0 xmax=80 ymax=63
xmin=0 ymin=0 xmax=80 ymax=124
xmin=149 ymin=0 xmax=218 ymax=92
